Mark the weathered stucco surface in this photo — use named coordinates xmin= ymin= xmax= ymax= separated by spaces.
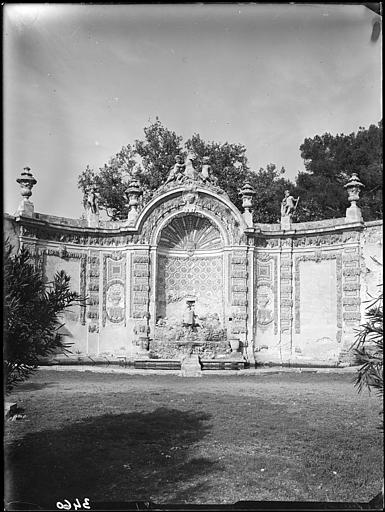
xmin=5 ymin=185 xmax=382 ymax=366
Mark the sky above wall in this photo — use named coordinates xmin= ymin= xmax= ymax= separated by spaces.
xmin=4 ymin=3 xmax=382 ymax=219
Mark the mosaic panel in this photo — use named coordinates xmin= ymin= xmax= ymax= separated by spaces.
xmin=157 ymin=255 xmax=223 ymax=321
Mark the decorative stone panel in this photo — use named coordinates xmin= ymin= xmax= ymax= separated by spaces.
xmin=230 ymin=250 xmax=248 ymax=335
xmin=255 ymin=253 xmax=278 ymax=335
xmin=131 ymin=251 xmax=151 ymax=320
xmin=280 ymin=251 xmax=293 ymax=335
xmin=87 ymin=252 xmax=100 ymax=333
xmin=102 ymin=253 xmax=126 ymax=327
xmin=294 ymin=252 xmax=342 ymax=337
xmin=341 ymin=246 xmax=361 ymax=327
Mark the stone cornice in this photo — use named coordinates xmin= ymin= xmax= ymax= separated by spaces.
xmin=253 ymin=220 xmax=366 ymax=239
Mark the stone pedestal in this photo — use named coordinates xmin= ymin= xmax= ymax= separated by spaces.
xmin=126 ymin=209 xmax=139 ymax=226
xmin=136 ymin=351 xmax=150 ymax=359
xmin=345 ymin=204 xmax=363 ymax=223
xmin=243 ymin=210 xmax=253 ymax=227
xmin=227 ymin=351 xmax=245 ymax=361
xmin=87 ymin=211 xmax=99 ymax=228
xmin=280 ymin=216 xmax=291 ymax=230
xmin=135 ymin=337 xmax=150 ymax=359
xmin=16 ymin=199 xmax=34 ymax=217
xmin=180 ymin=354 xmax=202 ymax=377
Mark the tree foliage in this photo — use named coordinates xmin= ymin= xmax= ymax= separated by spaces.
xmin=185 ymin=133 xmax=250 ymax=211
xmin=352 ymin=285 xmax=383 ymax=430
xmin=78 ymin=145 xmax=136 ymax=220
xmin=295 ymin=122 xmax=382 ymax=221
xmin=4 ymin=241 xmax=81 ymax=392
xmin=78 ymin=119 xmax=382 ymax=223
xmin=248 ymin=164 xmax=293 ymax=224
xmin=78 ymin=118 xmax=252 ymax=219
xmin=135 ymin=118 xmax=183 ymax=192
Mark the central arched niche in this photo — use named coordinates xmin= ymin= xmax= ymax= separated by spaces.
xmin=156 ymin=213 xmax=224 ymax=327
xmin=159 ymin=215 xmax=222 ymax=253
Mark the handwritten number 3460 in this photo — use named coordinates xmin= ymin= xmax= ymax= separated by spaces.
xmin=56 ymin=498 xmax=90 ymax=510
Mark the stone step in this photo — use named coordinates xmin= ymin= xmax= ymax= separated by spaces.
xmin=134 ymin=359 xmax=246 ymax=371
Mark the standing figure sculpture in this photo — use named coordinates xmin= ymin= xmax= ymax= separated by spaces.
xmin=183 ymin=300 xmax=197 ymax=337
xmin=86 ymin=186 xmax=99 ymax=215
xmin=281 ymin=190 xmax=299 ymax=218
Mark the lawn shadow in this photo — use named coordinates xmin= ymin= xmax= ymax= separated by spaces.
xmin=5 ymin=407 xmax=217 ymax=508
xmin=10 ymin=381 xmax=57 ymax=392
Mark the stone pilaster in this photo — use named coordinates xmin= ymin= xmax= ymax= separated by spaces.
xmin=340 ymin=242 xmax=362 ymax=364
xmin=279 ymin=238 xmax=293 ymax=359
xmin=86 ymin=252 xmax=101 ymax=354
xmin=230 ymin=249 xmax=249 ymax=352
xmin=86 ymin=253 xmax=101 ymax=334
xmin=246 ymin=242 xmax=256 ymax=364
xmin=131 ymin=250 xmax=151 ymax=348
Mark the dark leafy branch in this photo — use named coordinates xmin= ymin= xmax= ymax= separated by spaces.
xmin=4 ymin=240 xmax=85 ymax=392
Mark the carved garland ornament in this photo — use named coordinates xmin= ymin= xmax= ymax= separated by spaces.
xmin=256 ymin=254 xmax=278 ymax=334
xmin=20 ymin=224 xmax=141 ymax=247
xmin=131 ymin=251 xmax=151 ymax=320
xmin=102 ymin=253 xmax=126 ymax=327
xmin=87 ymin=252 xmax=100 ymax=333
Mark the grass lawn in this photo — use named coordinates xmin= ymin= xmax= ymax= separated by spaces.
xmin=4 ymin=369 xmax=383 ymax=508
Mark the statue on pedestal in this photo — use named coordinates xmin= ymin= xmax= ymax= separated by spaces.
xmin=183 ymin=300 xmax=197 ymax=337
xmin=165 ymin=155 xmax=185 ymax=184
xmin=281 ymin=190 xmax=299 ymax=218
xmin=86 ymin=186 xmax=99 ymax=215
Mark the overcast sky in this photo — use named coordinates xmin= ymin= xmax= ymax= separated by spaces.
xmin=4 ymin=3 xmax=382 ymax=219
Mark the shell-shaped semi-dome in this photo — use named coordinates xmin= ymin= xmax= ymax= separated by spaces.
xmin=159 ymin=214 xmax=222 ymax=252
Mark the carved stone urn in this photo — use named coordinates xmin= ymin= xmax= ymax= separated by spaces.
xmin=125 ymin=176 xmax=143 ymax=225
xmin=239 ymin=182 xmax=255 ymax=227
xmin=344 ymin=173 xmax=364 ymax=223
xmin=16 ymin=167 xmax=37 ymax=216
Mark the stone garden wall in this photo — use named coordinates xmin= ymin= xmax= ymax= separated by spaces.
xmin=6 ymin=166 xmax=382 ymax=366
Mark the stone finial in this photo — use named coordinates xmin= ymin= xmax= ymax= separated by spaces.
xmin=239 ymin=182 xmax=255 ymax=227
xmin=16 ymin=167 xmax=37 ymax=216
xmin=344 ymin=173 xmax=364 ymax=223
xmin=125 ymin=177 xmax=143 ymax=225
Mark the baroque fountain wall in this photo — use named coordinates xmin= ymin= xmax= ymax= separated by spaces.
xmin=5 ymin=167 xmax=383 ymax=367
